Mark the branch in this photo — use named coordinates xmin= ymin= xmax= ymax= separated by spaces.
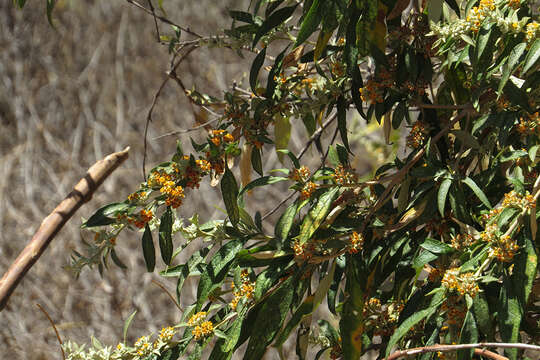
xmin=0 ymin=147 xmax=130 ymax=311
xmin=36 ymin=303 xmax=65 ymax=360
xmin=385 ymin=342 xmax=540 ymax=360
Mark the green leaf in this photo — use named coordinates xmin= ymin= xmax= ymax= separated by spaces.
xmin=123 ymin=310 xmax=137 ymax=344
xmin=267 ymin=46 xmax=288 ymax=98
xmin=473 ymin=293 xmax=494 ymax=340
xmin=297 ymin=187 xmax=340 ymax=245
xmin=250 ymin=47 xmax=267 ymax=94
xmin=419 ymin=238 xmax=454 ymax=254
xmin=221 ymin=306 xmax=248 ymax=352
xmin=274 ymin=295 xmax=314 ymax=347
xmin=83 ymin=203 xmax=130 ymax=228
xmin=275 ymin=199 xmax=299 ymax=241
xmin=245 ymin=275 xmax=296 ymax=359
xmin=15 ymin=0 xmax=27 ymax=8
xmin=159 ymin=207 xmax=173 ymax=265
xmin=142 ymin=224 xmax=156 ymax=272
xmin=337 ymin=96 xmax=350 ymax=152
xmin=158 ymin=344 xmax=181 ymax=360
xmin=229 ymin=10 xmax=254 ymax=24
xmin=239 ymin=176 xmax=288 ymax=196
xmin=196 ymin=239 xmax=243 ymax=310
xmin=251 ymin=147 xmax=263 ymax=176
xmin=413 ymin=250 xmax=439 ymax=271
xmin=458 ymin=311 xmax=478 ymax=360
xmin=438 ymin=178 xmax=452 ymax=217
xmin=221 ymin=166 xmax=240 ymax=226
xmin=252 ymin=4 xmax=298 ymax=48
xmin=498 ymin=42 xmax=527 ymax=95
xmin=294 ymin=0 xmax=321 ymax=48
xmin=386 ymin=291 xmax=445 ymax=357
xmin=462 ymin=177 xmax=491 ymax=209
xmin=497 ymin=278 xmax=522 ymax=360
xmin=274 ymin=115 xmax=292 ymax=163
xmin=46 ymin=0 xmax=56 ymax=26
xmin=110 ymin=249 xmax=127 ymax=269
xmin=522 ymin=38 xmax=540 ymax=74
xmin=340 ymin=260 xmax=364 ymax=359
xmin=392 ymin=101 xmax=406 ymax=129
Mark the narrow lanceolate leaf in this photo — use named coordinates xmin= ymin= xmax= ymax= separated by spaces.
xmin=314 ymin=31 xmax=332 ymax=62
xmin=142 ymin=225 xmax=155 ymax=272
xmin=46 ymin=0 xmax=56 ymax=26
xmin=159 ymin=207 xmax=173 ymax=265
xmin=221 ymin=166 xmax=240 ymax=226
xmin=275 ymin=199 xmax=299 ymax=241
xmin=438 ymin=178 xmax=452 ymax=217
xmin=298 ymin=187 xmax=340 ymax=245
xmin=274 ymin=295 xmax=314 ymax=347
xmin=498 ymin=42 xmax=527 ymax=95
xmin=274 ymin=115 xmax=292 ymax=163
xmin=458 ymin=311 xmax=478 ymax=360
xmin=497 ymin=278 xmax=522 ymax=360
xmin=250 ymin=47 xmax=267 ymax=93
xmin=462 ymin=177 xmax=491 ymax=209
xmin=83 ymin=202 xmax=130 ymax=228
xmin=196 ymin=239 xmax=244 ymax=310
xmin=221 ymin=306 xmax=248 ymax=352
xmin=337 ymin=96 xmax=350 ymax=152
xmin=522 ymin=38 xmax=540 ymax=74
xmin=252 ymin=4 xmax=298 ymax=48
xmin=294 ymin=0 xmax=321 ymax=48
xmin=122 ymin=310 xmax=137 ymax=344
xmin=251 ymin=146 xmax=263 ymax=176
xmin=313 ymin=261 xmax=336 ymax=309
xmin=385 ymin=290 xmax=445 ymax=357
xmin=340 ymin=261 xmax=364 ymax=359
xmin=239 ymin=176 xmax=288 ymax=196
xmin=245 ymin=276 xmax=296 ymax=359
xmin=16 ymin=0 xmax=27 ymax=8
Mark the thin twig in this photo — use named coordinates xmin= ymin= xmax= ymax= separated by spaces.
xmin=0 ymin=148 xmax=130 ymax=310
xmin=152 ymin=117 xmax=220 ymax=139
xmin=151 ymin=280 xmax=183 ymax=312
xmin=262 ymin=191 xmax=296 ymax=220
xmin=142 ymin=45 xmax=198 ymax=179
xmin=125 ymin=0 xmax=202 ymax=38
xmin=36 ymin=304 xmax=65 ymax=360
xmin=298 ymin=112 xmax=338 ymax=160
xmin=385 ymin=342 xmax=540 ymax=360
xmin=146 ymin=0 xmax=161 ymax=43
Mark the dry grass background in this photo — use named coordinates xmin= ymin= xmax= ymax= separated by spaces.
xmin=0 ymin=1 xmax=382 ymax=358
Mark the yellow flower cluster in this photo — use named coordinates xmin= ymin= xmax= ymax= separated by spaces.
xmin=125 ymin=209 xmax=153 ymax=229
xmin=230 ymin=270 xmax=255 ymax=310
xmin=450 ymin=233 xmax=474 ymax=250
xmin=127 ymin=191 xmax=147 ymax=203
xmin=160 ymin=182 xmax=185 ymax=208
xmin=332 ymin=165 xmax=357 ymax=186
xmin=359 ymin=79 xmax=384 ymax=103
xmin=134 ymin=335 xmax=152 ymax=357
xmin=187 ymin=311 xmax=207 ymax=326
xmin=300 ymin=181 xmax=317 ymax=200
xmin=517 ymin=112 xmax=540 ymax=135
xmin=289 ymin=166 xmax=311 ymax=182
xmin=489 ymin=235 xmax=520 ymax=262
xmin=192 ymin=321 xmax=214 ymax=341
xmin=467 ymin=0 xmax=495 ymax=32
xmin=210 ymin=129 xmax=234 ymax=146
xmin=442 ymin=268 xmax=479 ymax=298
xmin=406 ymin=121 xmax=428 ymax=149
xmin=348 ymin=231 xmax=364 ymax=254
xmin=526 ymin=21 xmax=539 ymax=42
xmin=158 ymin=326 xmax=176 ymax=342
xmin=502 ymin=190 xmax=536 ymax=210
xmin=363 ymin=298 xmax=404 ymax=337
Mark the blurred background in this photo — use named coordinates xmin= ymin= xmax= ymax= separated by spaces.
xmin=0 ymin=1 xmax=386 ymax=358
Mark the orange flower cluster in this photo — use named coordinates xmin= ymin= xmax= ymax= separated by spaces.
xmin=160 ymin=182 xmax=185 ymax=208
xmin=192 ymin=321 xmax=214 ymax=341
xmin=359 ymin=79 xmax=384 ymax=103
xmin=406 ymin=121 xmax=428 ymax=149
xmin=332 ymin=165 xmax=357 ymax=186
xmin=348 ymin=231 xmax=364 ymax=254
xmin=210 ymin=129 xmax=234 ymax=146
xmin=508 ymin=0 xmax=521 ymax=9
xmin=502 ymin=190 xmax=536 ymax=210
xmin=450 ymin=233 xmax=474 ymax=250
xmin=489 ymin=235 xmax=520 ymax=262
xmin=127 ymin=191 xmax=147 ymax=203
xmin=300 ymin=181 xmax=317 ymax=200
xmin=517 ymin=112 xmax=539 ymax=135
xmin=187 ymin=311 xmax=207 ymax=326
xmin=363 ymin=298 xmax=404 ymax=337
xmin=230 ymin=270 xmax=255 ymax=310
xmin=442 ymin=268 xmax=479 ymax=298
xmin=126 ymin=209 xmax=153 ymax=229
xmin=441 ymin=295 xmax=467 ymax=326
xmin=289 ymin=166 xmax=310 ymax=182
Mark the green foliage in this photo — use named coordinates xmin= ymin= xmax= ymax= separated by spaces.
xmin=18 ymin=0 xmax=540 ymax=359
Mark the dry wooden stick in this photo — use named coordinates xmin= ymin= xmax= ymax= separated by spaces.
xmin=0 ymin=147 xmax=130 ymax=311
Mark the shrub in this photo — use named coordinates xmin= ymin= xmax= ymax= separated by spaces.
xmin=15 ymin=0 xmax=540 ymax=359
